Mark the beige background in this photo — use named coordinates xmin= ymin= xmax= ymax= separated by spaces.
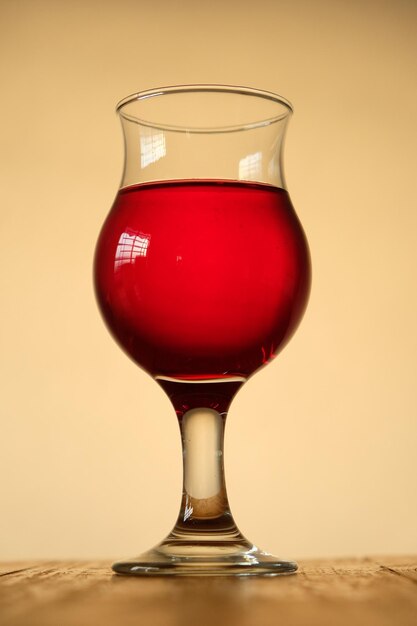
xmin=1 ymin=0 xmax=416 ymax=561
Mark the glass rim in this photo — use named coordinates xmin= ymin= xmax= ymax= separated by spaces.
xmin=116 ymin=84 xmax=293 ymax=134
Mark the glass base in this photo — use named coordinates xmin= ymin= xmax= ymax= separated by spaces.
xmin=112 ymin=539 xmax=298 ymax=576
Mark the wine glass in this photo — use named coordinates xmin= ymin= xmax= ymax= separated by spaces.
xmin=94 ymin=85 xmax=311 ymax=576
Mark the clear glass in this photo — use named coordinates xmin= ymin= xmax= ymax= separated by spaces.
xmin=94 ymin=85 xmax=311 ymax=576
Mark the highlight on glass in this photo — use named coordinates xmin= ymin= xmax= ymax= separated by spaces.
xmin=94 ymin=85 xmax=311 ymax=576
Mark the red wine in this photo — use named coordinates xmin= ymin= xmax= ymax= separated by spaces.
xmin=94 ymin=180 xmax=310 ymax=381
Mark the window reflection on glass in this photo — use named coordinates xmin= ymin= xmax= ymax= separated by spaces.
xmin=140 ymin=130 xmax=166 ymax=168
xmin=238 ymin=151 xmax=262 ymax=180
xmin=115 ymin=232 xmax=150 ymax=269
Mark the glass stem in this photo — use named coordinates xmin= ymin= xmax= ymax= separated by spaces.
xmin=168 ymin=404 xmax=247 ymax=544
xmin=157 ymin=378 xmax=246 ymax=543
xmin=179 ymin=407 xmax=229 ymax=522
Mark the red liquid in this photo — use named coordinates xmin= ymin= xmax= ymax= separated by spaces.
xmin=94 ymin=180 xmax=311 ymax=380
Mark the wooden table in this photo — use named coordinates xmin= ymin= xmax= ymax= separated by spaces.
xmin=1 ymin=557 xmax=416 ymax=625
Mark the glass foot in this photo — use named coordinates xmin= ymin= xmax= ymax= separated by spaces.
xmin=112 ymin=540 xmax=298 ymax=576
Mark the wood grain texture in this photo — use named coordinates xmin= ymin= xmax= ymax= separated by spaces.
xmin=0 ymin=557 xmax=416 ymax=626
